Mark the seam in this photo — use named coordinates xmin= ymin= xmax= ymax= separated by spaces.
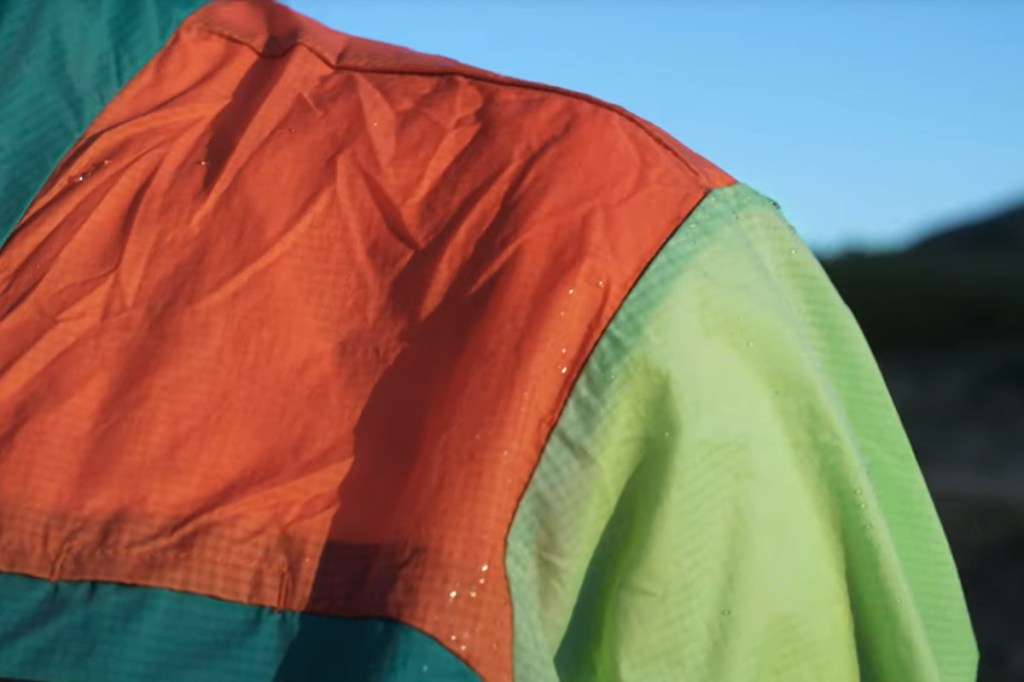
xmin=187 ymin=8 xmax=723 ymax=186
xmin=0 ymin=543 xmax=290 ymax=576
xmin=501 ymin=183 xmax=717 ymax=680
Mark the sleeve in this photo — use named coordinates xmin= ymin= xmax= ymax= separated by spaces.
xmin=505 ymin=183 xmax=978 ymax=681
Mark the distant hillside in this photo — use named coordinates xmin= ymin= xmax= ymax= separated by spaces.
xmin=912 ymin=204 xmax=1024 ymax=254
xmin=823 ymin=201 xmax=1024 ymax=349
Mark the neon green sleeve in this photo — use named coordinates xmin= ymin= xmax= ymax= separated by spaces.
xmin=507 ymin=183 xmax=977 ymax=681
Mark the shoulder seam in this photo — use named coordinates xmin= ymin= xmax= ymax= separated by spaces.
xmin=188 ymin=9 xmax=725 ymax=187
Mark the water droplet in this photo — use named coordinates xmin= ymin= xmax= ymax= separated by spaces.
xmin=500 ymin=449 xmax=509 ymax=458
xmin=598 ymin=280 xmax=606 ymax=288
xmin=479 ymin=577 xmax=486 ymax=585
xmin=663 ymin=431 xmax=670 ymax=438
xmin=288 ymin=127 xmax=296 ymax=133
xmin=859 ymin=503 xmax=867 ymax=509
xmin=449 ymin=590 xmax=458 ymax=599
xmin=197 ymin=160 xmax=207 ymax=167
xmin=70 ymin=158 xmax=117 ymax=184
xmin=421 ymin=665 xmax=430 ymax=673
xmin=560 ymin=347 xmax=568 ymax=354
xmin=559 ymin=310 xmax=566 ymax=317
xmin=469 ymin=589 xmax=477 ymax=598
xmin=746 ymin=340 xmax=755 ymax=348
xmin=789 ymin=248 xmax=798 ymax=256
xmin=855 ymin=488 xmax=863 ymax=496
xmin=459 ymin=644 xmax=467 ymax=652
xmin=481 ymin=564 xmax=489 ymax=572
xmin=568 ymin=288 xmax=575 ymax=295
xmin=560 ymin=366 xmax=568 ymax=374
xmin=449 ymin=634 xmax=457 ymax=642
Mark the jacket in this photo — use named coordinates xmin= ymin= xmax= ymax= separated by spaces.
xmin=0 ymin=1 xmax=976 ymax=680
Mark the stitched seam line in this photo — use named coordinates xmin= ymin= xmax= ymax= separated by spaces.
xmin=188 ymin=10 xmax=722 ymax=186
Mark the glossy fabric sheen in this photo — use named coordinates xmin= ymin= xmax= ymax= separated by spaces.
xmin=507 ymin=185 xmax=977 ymax=681
xmin=0 ymin=0 xmax=207 ymax=247
xmin=0 ymin=0 xmax=731 ymax=679
xmin=0 ymin=571 xmax=477 ymax=682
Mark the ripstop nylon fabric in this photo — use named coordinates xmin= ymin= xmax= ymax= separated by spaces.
xmin=0 ymin=570 xmax=477 ymax=682
xmin=0 ymin=0 xmax=208 ymax=248
xmin=0 ymin=1 xmax=731 ymax=679
xmin=506 ymin=184 xmax=977 ymax=681
xmin=0 ymin=0 xmax=974 ymax=679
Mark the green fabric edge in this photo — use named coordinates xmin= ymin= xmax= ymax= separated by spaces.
xmin=0 ymin=570 xmax=478 ymax=682
xmin=0 ymin=0 xmax=208 ymax=249
xmin=506 ymin=183 xmax=977 ymax=681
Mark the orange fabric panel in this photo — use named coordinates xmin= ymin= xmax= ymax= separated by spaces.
xmin=0 ymin=0 xmax=732 ymax=678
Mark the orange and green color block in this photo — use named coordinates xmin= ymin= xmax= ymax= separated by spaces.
xmin=0 ymin=1 xmax=976 ymax=680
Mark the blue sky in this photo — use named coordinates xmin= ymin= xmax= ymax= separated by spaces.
xmin=286 ymin=1 xmax=1023 ymax=254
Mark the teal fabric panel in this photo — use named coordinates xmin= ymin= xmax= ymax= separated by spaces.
xmin=0 ymin=0 xmax=208 ymax=249
xmin=506 ymin=184 xmax=976 ymax=680
xmin=0 ymin=571 xmax=478 ymax=681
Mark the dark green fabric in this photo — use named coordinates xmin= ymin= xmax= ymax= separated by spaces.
xmin=0 ymin=571 xmax=478 ymax=681
xmin=0 ymin=0 xmax=208 ymax=249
